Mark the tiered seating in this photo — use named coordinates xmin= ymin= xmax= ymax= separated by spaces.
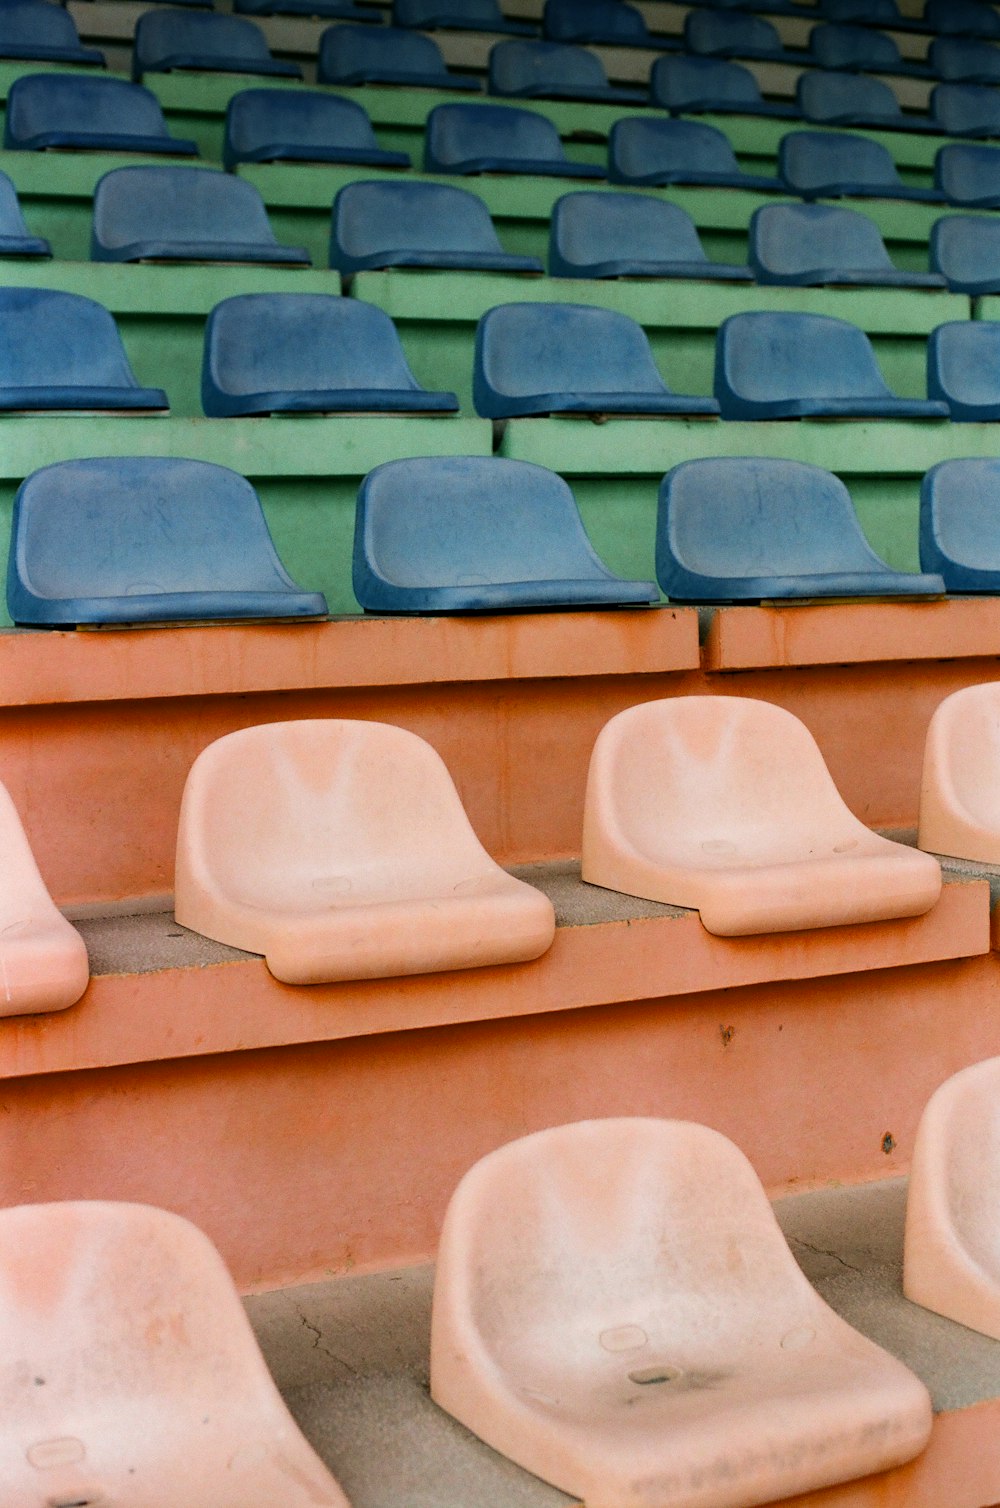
xmin=542 ymin=0 xmax=665 ymax=50
xmin=331 ymin=179 xmax=542 ymax=273
xmin=652 ymin=55 xmax=798 ymax=119
xmin=926 ymin=0 xmax=1000 ymax=37
xmin=609 ymin=117 xmax=779 ymax=189
xmin=3 ymin=73 xmax=198 ymax=154
xmin=0 ymin=170 xmax=50 ymax=258
xmin=930 ymin=81 xmax=1000 ymax=137
xmin=798 ymin=70 xmax=938 ymax=132
xmin=749 ymin=203 xmax=945 ymax=287
xmin=929 ymin=37 xmax=1000 ymax=83
xmin=236 ymin=0 xmax=376 ymax=17
xmin=0 ymin=782 xmax=88 ymax=1018
xmin=549 ymin=192 xmax=752 ymax=281
xmin=394 ymin=0 xmax=535 ymax=35
xmin=222 ymin=89 xmax=410 ymax=169
xmin=685 ymin=10 xmax=800 ymax=63
xmin=0 ymin=0 xmax=104 ymax=66
xmin=931 ymin=215 xmax=1000 ymax=291
xmin=920 ymin=458 xmax=1000 ymax=590
xmin=779 ymin=131 xmax=944 ymax=202
xmin=809 ymin=22 xmax=926 ymax=77
xmin=424 ymin=102 xmax=603 ymax=177
xmin=936 ymin=142 xmax=1000 ymax=206
xmin=928 ymin=320 xmax=1000 ymax=420
xmin=488 ymin=40 xmax=645 ymax=105
xmin=317 ymin=23 xmax=480 ymax=88
xmin=0 ymin=288 xmax=168 ymax=411
xmin=132 ymin=9 xmax=302 ymax=80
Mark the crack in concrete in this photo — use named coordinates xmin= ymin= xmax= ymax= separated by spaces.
xmin=296 ymin=1307 xmax=360 ymax=1376
xmin=789 ymin=1237 xmax=864 ymax=1276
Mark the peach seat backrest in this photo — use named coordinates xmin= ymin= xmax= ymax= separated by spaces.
xmin=0 ymin=779 xmax=88 ymax=1017
xmin=918 ymin=681 xmax=1000 ymax=862
xmin=0 ymin=1200 xmax=350 ymax=1508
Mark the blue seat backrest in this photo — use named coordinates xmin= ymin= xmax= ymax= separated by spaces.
xmin=331 ymin=179 xmax=510 ymax=264
xmin=716 ymin=311 xmax=894 ymax=404
xmin=0 ymin=168 xmax=46 ymax=248
xmin=927 ymin=319 xmax=1000 ymax=416
xmin=91 ymin=165 xmax=283 ymax=253
xmin=819 ymin=0 xmax=901 ymax=21
xmin=425 ymin=101 xmax=567 ymax=165
xmin=930 ymin=38 xmax=1000 ymax=80
xmin=930 ymin=213 xmax=1000 ymax=289
xmin=4 ymin=73 xmax=175 ymax=146
xmin=543 ymin=0 xmax=650 ymax=44
xmin=0 ymin=286 xmax=149 ymax=391
xmin=474 ymin=302 xmax=674 ymax=405
xmin=684 ymin=10 xmax=783 ymax=55
xmin=489 ymin=39 xmax=609 ymax=93
xmin=921 ymin=459 xmax=1000 ymax=578
xmin=394 ymin=0 xmax=510 ymax=26
xmin=936 ymin=142 xmax=1000 ymax=201
xmin=134 ymin=9 xmax=282 ymax=68
xmin=225 ymin=88 xmax=383 ymax=158
xmin=809 ymin=23 xmax=901 ymax=70
xmin=0 ymin=2 xmax=90 ymax=50
xmin=925 ymin=0 xmax=1000 ymax=38
xmin=318 ymin=23 xmax=449 ymax=79
xmin=797 ymin=69 xmax=902 ymax=120
xmin=750 ymin=202 xmax=895 ymax=277
xmin=610 ymin=117 xmax=742 ymax=179
xmin=551 ymin=192 xmax=707 ymax=271
xmin=651 ymin=55 xmax=766 ymax=110
xmin=931 ymin=82 xmax=1000 ymax=134
xmin=779 ymin=129 xmax=902 ymax=193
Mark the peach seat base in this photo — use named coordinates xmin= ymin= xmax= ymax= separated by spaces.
xmin=0 ymin=780 xmax=88 ymax=1017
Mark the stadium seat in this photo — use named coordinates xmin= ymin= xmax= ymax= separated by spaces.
xmin=474 ymin=302 xmax=720 ymax=419
xmin=928 ymin=321 xmax=1000 ymax=420
xmin=0 ymin=288 xmax=168 ymax=411
xmin=0 ymin=1202 xmax=351 ymax=1505
xmin=749 ymin=202 xmax=945 ymax=287
xmin=175 ymin=719 xmax=556 ymax=983
xmin=132 ymin=9 xmax=302 ymax=80
xmin=651 ymin=55 xmax=798 ymax=118
xmin=223 ymin=88 xmax=409 ymax=169
xmin=715 ymin=311 xmax=950 ymax=420
xmin=819 ymin=0 xmax=904 ymax=20
xmin=318 ymin=23 xmax=479 ymax=87
xmin=905 ymin=1058 xmax=1000 ymax=1341
xmin=393 ymin=0 xmax=535 ymax=34
xmin=582 ymin=697 xmax=942 ymax=933
xmin=236 ymin=0 xmax=378 ymax=17
xmin=925 ymin=0 xmax=1000 ymax=39
xmin=330 ymin=179 xmax=542 ymax=274
xmin=542 ymin=0 xmax=665 ymax=49
xmin=657 ymin=457 xmax=944 ymax=602
xmin=798 ymin=70 xmax=937 ymax=132
xmin=809 ymin=23 xmax=925 ymax=76
xmin=488 ymin=40 xmax=645 ymax=103
xmin=931 ymin=82 xmax=1000 ymax=136
xmin=424 ymin=102 xmax=603 ymax=177
xmin=930 ymin=214 xmax=1000 ymax=292
xmin=0 ymin=1 xmax=104 ymax=65
xmin=608 ymin=117 xmax=778 ymax=190
xmin=549 ymin=191 xmax=752 ymax=280
xmin=929 ymin=38 xmax=1000 ymax=83
xmin=936 ymin=142 xmax=1000 ymax=205
xmin=92 ymin=166 xmax=310 ymax=264
xmin=432 ymin=1120 xmax=933 ymax=1508
xmin=779 ymin=130 xmax=945 ymax=202
xmin=7 ymin=457 xmax=327 ymax=627
xmin=921 ymin=458 xmax=1000 ymax=592
xmin=354 ymin=456 xmax=658 ymax=613
xmin=685 ymin=10 xmax=793 ymax=60
xmin=202 ymin=293 xmax=459 ymax=416
xmin=3 ymin=73 xmax=198 ymax=154
xmin=0 ymin=782 xmax=88 ymax=1018
xmin=0 ymin=170 xmax=50 ymax=256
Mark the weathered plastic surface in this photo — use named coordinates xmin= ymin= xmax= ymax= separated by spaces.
xmin=175 ymin=719 xmax=556 ymax=982
xmin=714 ymin=311 xmax=950 ymax=420
xmin=489 ymin=39 xmax=645 ymax=104
xmin=609 ymin=116 xmax=778 ymax=190
xmin=0 ymin=782 xmax=88 ymax=1018
xmin=809 ymin=22 xmax=911 ymax=74
xmin=2 ymin=72 xmax=198 ymax=153
xmin=474 ymin=302 xmax=720 ymax=418
xmin=354 ymin=454 xmax=659 ymax=612
xmin=685 ymin=9 xmax=789 ymax=60
xmin=91 ymin=165 xmax=310 ymax=265
xmin=393 ymin=0 xmax=535 ymax=34
xmin=202 ymin=292 xmax=459 ymax=416
xmin=657 ymin=457 xmax=945 ymax=602
xmin=931 ymin=82 xmax=1000 ymax=137
xmin=0 ymin=1200 xmax=351 ymax=1506
xmin=926 ymin=0 xmax=1000 ymax=39
xmin=936 ymin=142 xmax=1000 ymax=206
xmin=424 ymin=101 xmax=602 ymax=177
xmin=918 ymin=682 xmax=1000 ymax=861
xmin=132 ymin=8 xmax=302 ymax=80
xmin=905 ymin=1056 xmax=1000 ymax=1340
xmin=317 ymin=23 xmax=480 ymax=88
xmin=798 ymin=70 xmax=936 ymax=132
xmin=920 ymin=457 xmax=1000 ymax=592
xmin=927 ymin=320 xmax=1000 ymax=421
xmin=223 ymin=87 xmax=410 ymax=169
xmin=549 ymin=190 xmax=751 ymax=280
xmin=0 ymin=287 xmax=168 ymax=411
xmin=432 ymin=1118 xmax=934 ymax=1508
xmin=543 ymin=0 xmax=661 ymax=48
xmin=0 ymin=169 xmax=50 ymax=256
xmin=749 ymin=202 xmax=945 ymax=287
xmin=582 ymin=696 xmax=942 ymax=934
xmin=930 ymin=37 xmax=1000 ymax=83
xmin=779 ymin=129 xmax=945 ymax=202
xmin=7 ymin=456 xmax=327 ymax=626
xmin=0 ymin=1 xmax=104 ymax=66
xmin=931 ymin=213 xmax=1000 ymax=291
xmin=652 ymin=54 xmax=796 ymax=117
xmin=331 ymin=179 xmax=540 ymax=273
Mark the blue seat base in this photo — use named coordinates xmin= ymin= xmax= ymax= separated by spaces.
xmin=0 ymin=42 xmax=105 ymax=64
xmin=613 ymin=167 xmax=779 ymax=190
xmin=360 ymin=577 xmax=659 ymax=612
xmin=13 ymin=588 xmax=328 ymax=627
xmin=756 ymin=267 xmax=947 ymax=288
xmin=327 ymin=67 xmax=480 ymax=87
xmin=229 ymin=143 xmax=411 ymax=169
xmin=136 ymin=54 xmax=302 ymax=78
xmin=209 ymin=386 xmax=460 ymax=417
xmin=552 ymin=256 xmax=752 ymax=281
xmin=342 ymin=248 xmax=543 ymax=273
xmin=440 ymin=155 xmax=603 ymax=177
xmin=0 ymin=234 xmax=51 ymax=257
xmin=727 ymin=397 xmax=951 ymax=419
xmin=96 ymin=239 xmax=311 ymax=265
xmin=665 ymin=570 xmax=945 ymax=602
xmin=499 ymin=393 xmax=721 ymax=417
xmin=0 ymin=385 xmax=168 ymax=411
xmin=13 ymin=131 xmax=198 ymax=154
xmin=495 ymin=82 xmax=648 ymax=104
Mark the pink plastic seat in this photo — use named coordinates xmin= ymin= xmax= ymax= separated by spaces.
xmin=432 ymin=1118 xmax=933 ymax=1508
xmin=918 ymin=682 xmax=1000 ymax=863
xmin=175 ymin=718 xmax=555 ymax=983
xmin=0 ymin=779 xmax=88 ymax=1017
xmin=582 ymin=696 xmax=942 ymax=935
xmin=905 ymin=1056 xmax=1000 ymax=1340
xmin=0 ymin=1200 xmax=350 ymax=1508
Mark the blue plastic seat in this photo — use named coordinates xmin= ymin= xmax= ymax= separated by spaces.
xmin=3 ymin=74 xmax=198 ymax=154
xmin=549 ymin=191 xmax=752 ymax=281
xmin=936 ymin=142 xmax=1000 ymax=205
xmin=354 ymin=456 xmax=658 ymax=613
xmin=0 ymin=288 xmax=167 ymax=412
xmin=684 ymin=10 xmax=793 ymax=60
xmin=317 ymin=24 xmax=479 ymax=88
xmin=236 ymin=0 xmax=378 ymax=18
xmin=330 ymin=179 xmax=542 ymax=273
xmin=488 ymin=40 xmax=645 ymax=104
xmin=925 ymin=0 xmax=1000 ymax=39
xmin=7 ymin=457 xmax=326 ymax=627
xmin=930 ymin=38 xmax=1000 ymax=83
xmin=202 ymin=293 xmax=459 ymax=417
xmin=750 ymin=203 xmax=945 ymax=287
xmin=392 ymin=0 xmax=535 ymax=34
xmin=0 ymin=1 xmax=104 ymax=65
xmin=91 ymin=166 xmax=310 ymax=265
xmin=819 ymin=0 xmax=903 ymax=22
xmin=473 ymin=303 xmax=720 ymax=419
xmin=223 ymin=89 xmax=409 ymax=169
xmin=779 ymin=131 xmax=945 ymax=202
xmin=650 ymin=56 xmax=798 ymax=119
xmin=424 ymin=102 xmax=602 ymax=178
xmin=715 ymin=311 xmax=950 ymax=420
xmin=657 ymin=458 xmax=943 ymax=602
xmin=920 ymin=458 xmax=1000 ymax=590
xmin=930 ymin=214 xmax=1000 ymax=293
xmin=542 ymin=0 xmax=665 ymax=49
xmin=928 ymin=321 xmax=1000 ymax=420
xmin=0 ymin=171 xmax=50 ymax=257
xmin=809 ymin=23 xmax=924 ymax=76
xmin=931 ymin=83 xmax=1000 ymax=136
xmin=609 ymin=117 xmax=778 ymax=191
xmin=797 ymin=70 xmax=937 ymax=132
xmin=132 ymin=9 xmax=301 ymax=80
